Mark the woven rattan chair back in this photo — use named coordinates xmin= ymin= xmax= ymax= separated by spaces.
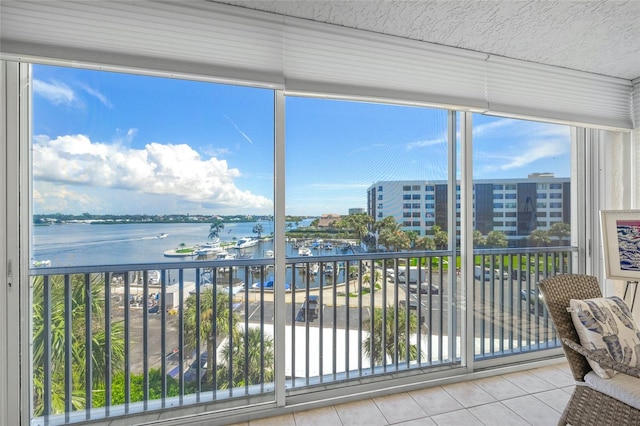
xmin=538 ymin=274 xmax=602 ymax=382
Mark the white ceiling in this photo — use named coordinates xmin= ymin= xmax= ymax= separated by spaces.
xmin=214 ymin=0 xmax=640 ymax=81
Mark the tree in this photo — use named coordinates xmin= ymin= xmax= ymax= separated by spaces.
xmin=378 ymin=229 xmax=410 ymax=252
xmin=374 ymin=216 xmax=401 ymax=235
xmin=486 ymin=230 xmax=508 ymax=248
xmin=362 ymin=306 xmax=422 ymax=366
xmin=430 ymin=225 xmax=448 ymax=250
xmin=473 ymin=230 xmax=486 ymax=248
xmin=528 ymin=229 xmax=551 ymax=247
xmin=208 ymin=220 xmax=225 ymax=240
xmin=215 ymin=327 xmax=274 ymax=389
xmin=339 ymin=213 xmax=374 ymax=241
xmin=405 ymin=230 xmax=419 ymax=248
xmin=310 ymin=218 xmax=320 ymax=227
xmin=183 ymin=288 xmax=240 ymax=388
xmin=549 ymin=222 xmax=571 ymax=245
xmin=32 ymin=273 xmax=125 ymax=416
xmin=252 ymin=223 xmax=264 ymax=238
xmin=414 ymin=236 xmax=435 ymax=250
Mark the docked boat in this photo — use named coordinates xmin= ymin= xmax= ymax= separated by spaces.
xmin=194 ymin=239 xmax=223 ymax=256
xmin=215 ymin=251 xmax=237 ymax=260
xmin=32 ymin=259 xmax=51 ymax=268
xmin=234 ymin=237 xmax=258 ymax=249
xmin=252 ymin=279 xmax=291 ymax=292
xmin=264 ymin=249 xmax=274 ymax=258
xmin=298 ymin=246 xmax=312 ymax=257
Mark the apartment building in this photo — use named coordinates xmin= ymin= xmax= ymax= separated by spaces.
xmin=368 ymin=174 xmax=570 ymax=241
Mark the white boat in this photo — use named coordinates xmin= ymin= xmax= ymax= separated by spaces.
xmin=147 ymin=270 xmax=161 ymax=285
xmin=215 ymin=251 xmax=237 ymax=260
xmin=32 ymin=259 xmax=51 ymax=268
xmin=194 ymin=239 xmax=223 ymax=256
xmin=234 ymin=237 xmax=258 ymax=249
xmin=298 ymin=246 xmax=312 ymax=257
xmin=264 ymin=249 xmax=274 ymax=258
xmin=157 ymin=233 xmax=168 ymax=238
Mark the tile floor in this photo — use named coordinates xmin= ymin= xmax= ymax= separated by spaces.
xmin=231 ymin=362 xmax=574 ymax=426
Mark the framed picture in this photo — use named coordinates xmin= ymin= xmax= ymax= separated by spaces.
xmin=600 ymin=210 xmax=640 ymax=281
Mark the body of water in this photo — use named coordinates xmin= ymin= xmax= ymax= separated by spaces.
xmin=31 ymin=220 xmax=350 ymax=288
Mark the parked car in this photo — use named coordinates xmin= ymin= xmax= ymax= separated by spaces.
xmin=520 ymin=288 xmax=545 ymax=315
xmin=398 ymin=267 xmax=428 ymax=284
xmin=408 ymin=281 xmax=439 ymax=294
xmin=184 ymin=352 xmax=208 ymax=383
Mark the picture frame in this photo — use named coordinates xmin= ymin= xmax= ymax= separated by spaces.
xmin=600 ymin=210 xmax=640 ymax=281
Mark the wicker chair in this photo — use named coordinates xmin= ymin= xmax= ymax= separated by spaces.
xmin=538 ymin=274 xmax=640 ymax=426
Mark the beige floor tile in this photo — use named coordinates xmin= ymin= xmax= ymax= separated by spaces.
xmin=334 ymin=398 xmax=388 ymax=426
xmin=468 ymin=401 xmax=529 ymax=426
xmin=441 ymin=381 xmax=496 ymax=408
xmin=373 ymin=392 xmax=427 ymax=424
xmin=409 ymin=386 xmax=464 ymax=416
xmin=502 ymin=394 xmax=562 ymax=426
xmin=394 ymin=417 xmax=437 ymax=426
xmin=529 ymin=365 xmax=576 ymax=388
xmin=249 ymin=413 xmax=296 ymax=426
xmin=294 ymin=406 xmax=342 ymax=426
xmin=472 ymin=375 xmax=528 ymax=400
xmin=502 ymin=370 xmax=557 ymax=394
xmin=430 ymin=409 xmax=484 ymax=426
xmin=532 ymin=388 xmax=572 ymax=413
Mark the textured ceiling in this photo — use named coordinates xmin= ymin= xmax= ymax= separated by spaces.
xmin=213 ymin=0 xmax=640 ymax=81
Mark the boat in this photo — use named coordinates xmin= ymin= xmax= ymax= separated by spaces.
xmin=157 ymin=233 xmax=168 ymax=238
xmin=251 ymin=279 xmax=291 ymax=292
xmin=264 ymin=249 xmax=274 ymax=258
xmin=298 ymin=246 xmax=312 ymax=257
xmin=238 ymin=250 xmax=253 ymax=259
xmin=147 ymin=270 xmax=161 ymax=285
xmin=215 ymin=251 xmax=237 ymax=260
xmin=32 ymin=259 xmax=51 ymax=268
xmin=324 ymin=242 xmax=333 ymax=250
xmin=304 ymin=263 xmax=319 ymax=275
xmin=234 ymin=237 xmax=258 ymax=249
xmin=194 ymin=239 xmax=223 ymax=256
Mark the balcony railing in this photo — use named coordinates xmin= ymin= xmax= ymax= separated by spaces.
xmin=29 ymin=246 xmax=574 ymax=425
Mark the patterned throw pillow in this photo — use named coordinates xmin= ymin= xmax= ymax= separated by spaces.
xmin=569 ymin=296 xmax=640 ymax=379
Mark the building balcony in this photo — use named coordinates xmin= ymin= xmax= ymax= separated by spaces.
xmin=30 ymin=246 xmax=574 ymax=425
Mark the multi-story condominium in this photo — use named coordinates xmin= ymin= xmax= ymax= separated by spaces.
xmin=367 ymin=173 xmax=570 ymax=242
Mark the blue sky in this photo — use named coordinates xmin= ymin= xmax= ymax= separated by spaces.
xmin=32 ymin=65 xmax=571 ymax=216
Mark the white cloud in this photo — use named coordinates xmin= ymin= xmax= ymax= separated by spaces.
xmin=406 ymin=135 xmax=446 ymax=150
xmin=32 ymin=134 xmax=273 ymax=213
xmin=78 ymin=83 xmax=112 ymax=108
xmin=498 ymin=139 xmax=569 ymax=170
xmin=473 ymin=118 xmax=512 ymax=136
xmin=33 ymin=79 xmax=76 ymax=106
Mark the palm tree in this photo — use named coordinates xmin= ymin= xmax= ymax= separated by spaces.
xmin=473 ymin=230 xmax=486 ymax=248
xmin=486 ymin=230 xmax=508 ymax=248
xmin=208 ymin=220 xmax=225 ymax=240
xmin=528 ymin=229 xmax=551 ymax=247
xmin=32 ymin=273 xmax=125 ymax=416
xmin=215 ymin=327 xmax=274 ymax=389
xmin=415 ymin=236 xmax=435 ymax=250
xmin=549 ymin=222 xmax=571 ymax=245
xmin=430 ymin=225 xmax=448 ymax=250
xmin=362 ymin=305 xmax=421 ymax=366
xmin=252 ymin=223 xmax=264 ymax=239
xmin=183 ymin=287 xmax=239 ymax=388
